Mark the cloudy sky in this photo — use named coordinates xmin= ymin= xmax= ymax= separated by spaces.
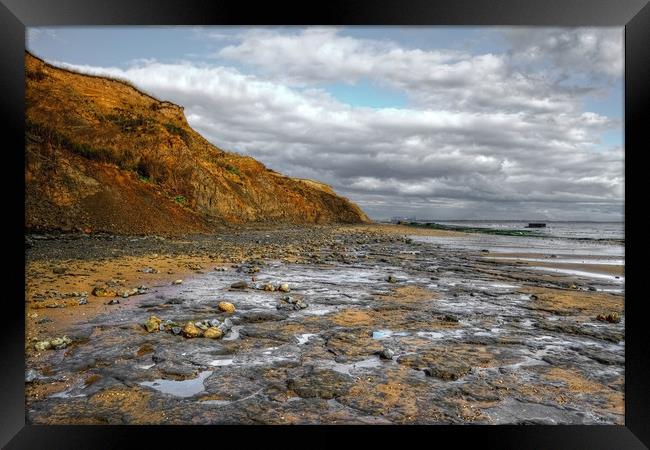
xmin=27 ymin=26 xmax=624 ymax=221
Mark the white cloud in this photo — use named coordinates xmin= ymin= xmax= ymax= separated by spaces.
xmin=48 ymin=26 xmax=623 ymax=220
xmin=504 ymin=28 xmax=623 ymax=79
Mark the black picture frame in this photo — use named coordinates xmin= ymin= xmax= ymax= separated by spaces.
xmin=2 ymin=0 xmax=647 ymax=448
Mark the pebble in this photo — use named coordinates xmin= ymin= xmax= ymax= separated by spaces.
xmin=596 ymin=312 xmax=621 ymax=323
xmin=278 ymin=283 xmax=290 ymax=292
xmin=34 ymin=341 xmax=51 ymax=352
xmin=386 ymin=275 xmax=397 ymax=283
xmin=92 ymin=286 xmax=116 ymax=297
xmin=25 ymin=369 xmax=39 ymax=383
xmin=378 ymin=348 xmax=395 ymax=360
xmin=231 ymin=281 xmax=248 ymax=289
xmin=145 ymin=316 xmax=162 ymax=333
xmin=50 ymin=336 xmax=72 ymax=349
xmin=78 ymin=297 xmax=88 ymax=305
xmin=204 ymin=327 xmax=224 ymax=339
xmin=218 ymin=301 xmax=236 ymax=313
xmin=218 ymin=318 xmax=233 ymax=332
xmin=172 ymin=279 xmax=183 ymax=285
xmin=182 ymin=321 xmax=202 ymax=338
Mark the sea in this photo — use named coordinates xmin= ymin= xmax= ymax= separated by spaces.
xmin=407 ymin=221 xmax=625 ymax=290
xmin=424 ymin=220 xmax=624 ymax=241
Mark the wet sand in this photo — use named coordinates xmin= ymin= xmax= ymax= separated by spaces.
xmin=25 ymin=224 xmax=624 ymax=424
xmin=485 ymin=259 xmax=623 ymax=277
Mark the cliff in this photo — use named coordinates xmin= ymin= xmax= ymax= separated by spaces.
xmin=25 ymin=52 xmax=370 ymax=234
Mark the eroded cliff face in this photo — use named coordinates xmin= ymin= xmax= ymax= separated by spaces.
xmin=25 ymin=52 xmax=370 ymax=235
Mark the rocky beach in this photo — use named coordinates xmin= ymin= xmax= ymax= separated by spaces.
xmin=25 ymin=224 xmax=625 ymax=425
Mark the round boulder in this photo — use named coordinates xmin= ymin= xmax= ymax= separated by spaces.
xmin=218 ymin=301 xmax=236 ymax=313
xmin=182 ymin=321 xmax=202 ymax=338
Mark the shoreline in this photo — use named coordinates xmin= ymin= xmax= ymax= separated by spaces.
xmin=24 ymin=223 xmax=625 ymax=425
xmin=26 ymin=224 xmax=465 ymax=344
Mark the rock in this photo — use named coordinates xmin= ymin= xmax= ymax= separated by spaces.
xmin=218 ymin=318 xmax=233 ymax=332
xmin=295 ymin=299 xmax=309 ymax=309
xmin=597 ymin=312 xmax=621 ymax=323
xmin=106 ymin=299 xmax=120 ymax=305
xmin=248 ymin=266 xmax=260 ymax=274
xmin=139 ymin=267 xmax=157 ymax=274
xmin=480 ymin=249 xmax=490 ymax=253
xmin=171 ymin=327 xmax=182 ymax=335
xmin=182 ymin=321 xmax=202 ymax=338
xmin=276 ymin=295 xmax=308 ymax=311
xmin=51 ymin=336 xmax=72 ymax=349
xmin=442 ymin=314 xmax=459 ymax=323
xmin=423 ymin=362 xmax=471 ymax=380
xmin=145 ymin=315 xmax=162 ymax=333
xmin=378 ymin=348 xmax=395 ymax=360
xmin=238 ymin=310 xmax=287 ymax=323
xmin=218 ymin=301 xmax=236 ymax=313
xmin=287 ymin=368 xmax=354 ymax=399
xmin=262 ymin=283 xmax=275 ymax=292
xmin=276 ymin=300 xmax=292 ymax=311
xmin=46 ymin=303 xmax=65 ymax=308
xmin=397 ymin=350 xmax=471 ymax=381
xmin=231 ymin=281 xmax=248 ymax=289
xmin=609 ymin=312 xmax=621 ymax=323
xmin=92 ymin=286 xmax=116 ymax=297
xmin=204 ymin=327 xmax=224 ymax=339
xmin=209 ymin=318 xmax=220 ymax=328
xmin=172 ymin=279 xmax=183 ymax=285
xmin=386 ymin=275 xmax=397 ymax=283
xmin=195 ymin=322 xmax=209 ymax=331
xmin=25 ymin=369 xmax=40 ymax=383
xmin=278 ymin=283 xmax=291 ymax=293
xmin=34 ymin=341 xmax=51 ymax=352
xmin=52 ymin=266 xmax=67 ymax=274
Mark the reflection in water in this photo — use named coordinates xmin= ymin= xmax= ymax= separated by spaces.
xmin=140 ymin=370 xmax=213 ymax=397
